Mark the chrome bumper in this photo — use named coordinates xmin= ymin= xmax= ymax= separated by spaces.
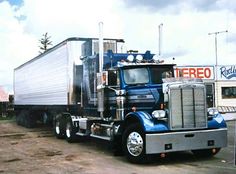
xmin=145 ymin=128 xmax=227 ymax=154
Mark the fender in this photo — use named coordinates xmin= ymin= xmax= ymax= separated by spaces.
xmin=208 ymin=113 xmax=227 ymax=129
xmin=125 ymin=111 xmax=168 ymax=133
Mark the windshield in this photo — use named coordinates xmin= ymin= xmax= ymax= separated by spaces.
xmin=123 ymin=66 xmax=173 ymax=85
xmin=124 ymin=68 xmax=149 ymax=85
xmin=150 ymin=67 xmax=173 ymax=84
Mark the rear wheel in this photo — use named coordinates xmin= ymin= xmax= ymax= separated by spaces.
xmin=54 ymin=116 xmax=64 ymax=139
xmin=15 ymin=110 xmax=22 ymax=125
xmin=15 ymin=110 xmax=36 ymax=128
xmin=42 ymin=112 xmax=52 ymax=125
xmin=122 ymin=123 xmax=146 ymax=163
xmin=192 ymin=148 xmax=221 ymax=158
xmin=24 ymin=113 xmax=36 ymax=128
xmin=65 ymin=117 xmax=78 ymax=143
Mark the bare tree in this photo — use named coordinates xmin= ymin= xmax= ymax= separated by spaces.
xmin=39 ymin=32 xmax=52 ymax=54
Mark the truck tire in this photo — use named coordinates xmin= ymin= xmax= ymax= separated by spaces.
xmin=42 ymin=112 xmax=50 ymax=125
xmin=16 ymin=110 xmax=36 ymax=128
xmin=122 ymin=123 xmax=146 ymax=163
xmin=112 ymin=136 xmax=123 ymax=156
xmin=54 ymin=117 xmax=64 ymax=139
xmin=24 ymin=112 xmax=36 ymax=128
xmin=192 ymin=148 xmax=221 ymax=158
xmin=65 ymin=117 xmax=78 ymax=143
xmin=15 ymin=110 xmax=22 ymax=125
xmin=16 ymin=110 xmax=26 ymax=126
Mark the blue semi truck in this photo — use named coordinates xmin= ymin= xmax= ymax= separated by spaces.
xmin=14 ymin=36 xmax=227 ymax=163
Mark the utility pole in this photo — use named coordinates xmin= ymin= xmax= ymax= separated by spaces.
xmin=158 ymin=23 xmax=163 ymax=56
xmin=208 ymin=30 xmax=228 ymax=108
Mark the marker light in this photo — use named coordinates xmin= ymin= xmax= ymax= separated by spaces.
xmin=127 ymin=55 xmax=134 ymax=62
xmin=136 ymin=55 xmax=143 ymax=62
xmin=152 ymin=54 xmax=160 ymax=63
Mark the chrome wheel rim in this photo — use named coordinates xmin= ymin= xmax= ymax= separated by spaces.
xmin=127 ymin=132 xmax=143 ymax=157
xmin=66 ymin=122 xmax=71 ymax=138
xmin=55 ymin=121 xmax=60 ymax=135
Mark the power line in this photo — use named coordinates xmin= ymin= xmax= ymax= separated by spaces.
xmin=208 ymin=30 xmax=228 ymax=68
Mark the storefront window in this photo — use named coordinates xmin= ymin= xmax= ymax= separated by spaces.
xmin=222 ymin=87 xmax=236 ymax=99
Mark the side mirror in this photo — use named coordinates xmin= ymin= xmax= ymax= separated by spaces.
xmin=108 ymin=70 xmax=119 ymax=86
xmin=96 ymin=71 xmax=108 ymax=91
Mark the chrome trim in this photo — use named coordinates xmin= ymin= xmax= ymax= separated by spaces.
xmin=127 ymin=132 xmax=144 ymax=157
xmin=145 ymin=128 xmax=227 ymax=154
xmin=168 ymin=83 xmax=207 ymax=130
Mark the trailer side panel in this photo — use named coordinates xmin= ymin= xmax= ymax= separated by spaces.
xmin=14 ymin=43 xmax=71 ymax=105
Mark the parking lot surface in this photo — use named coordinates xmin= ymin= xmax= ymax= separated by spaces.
xmin=0 ymin=120 xmax=235 ymax=174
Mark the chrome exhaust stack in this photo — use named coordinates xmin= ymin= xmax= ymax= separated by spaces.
xmin=97 ymin=22 xmax=105 ymax=118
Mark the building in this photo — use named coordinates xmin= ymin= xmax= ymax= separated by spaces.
xmin=0 ymin=86 xmax=9 ymax=117
xmin=175 ymin=65 xmax=236 ymax=113
xmin=215 ymin=65 xmax=236 ymax=112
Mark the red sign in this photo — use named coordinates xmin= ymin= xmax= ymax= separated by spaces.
xmin=175 ymin=66 xmax=214 ymax=80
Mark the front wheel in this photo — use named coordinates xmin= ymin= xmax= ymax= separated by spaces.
xmin=192 ymin=148 xmax=221 ymax=158
xmin=122 ymin=123 xmax=146 ymax=163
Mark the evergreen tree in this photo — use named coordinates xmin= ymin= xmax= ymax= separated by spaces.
xmin=39 ymin=32 xmax=52 ymax=54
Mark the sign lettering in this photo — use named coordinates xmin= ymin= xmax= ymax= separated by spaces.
xmin=175 ymin=66 xmax=214 ymax=80
xmin=220 ymin=66 xmax=236 ymax=79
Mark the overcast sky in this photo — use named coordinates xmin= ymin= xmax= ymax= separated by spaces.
xmin=0 ymin=0 xmax=236 ymax=93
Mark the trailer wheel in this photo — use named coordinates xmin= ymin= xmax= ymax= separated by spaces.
xmin=122 ymin=123 xmax=146 ymax=163
xmin=24 ymin=113 xmax=36 ymax=128
xmin=16 ymin=110 xmax=27 ymax=126
xmin=192 ymin=148 xmax=221 ymax=158
xmin=15 ymin=110 xmax=22 ymax=125
xmin=16 ymin=110 xmax=36 ymax=128
xmin=54 ymin=117 xmax=64 ymax=139
xmin=65 ymin=117 xmax=78 ymax=143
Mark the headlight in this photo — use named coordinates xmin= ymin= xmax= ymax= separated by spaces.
xmin=152 ymin=110 xmax=166 ymax=119
xmin=208 ymin=108 xmax=219 ymax=116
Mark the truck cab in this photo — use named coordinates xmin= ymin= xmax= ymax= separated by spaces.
xmin=81 ymin=49 xmax=174 ymax=119
xmin=14 ymin=37 xmax=227 ymax=163
xmin=73 ymin=44 xmax=227 ymax=163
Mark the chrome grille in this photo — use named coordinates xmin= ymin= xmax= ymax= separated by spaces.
xmin=169 ymin=84 xmax=207 ymax=130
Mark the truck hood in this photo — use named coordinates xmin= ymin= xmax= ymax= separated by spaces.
xmin=125 ymin=85 xmax=163 ymax=112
